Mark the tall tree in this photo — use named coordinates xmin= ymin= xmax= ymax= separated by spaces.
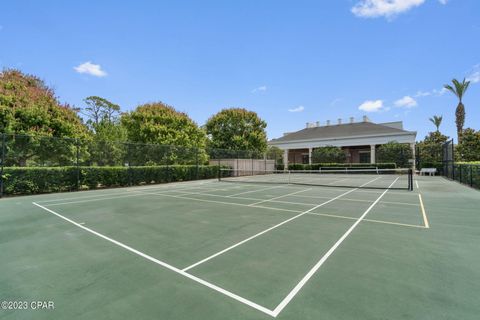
xmin=0 ymin=69 xmax=88 ymax=166
xmin=82 ymin=96 xmax=121 ymax=128
xmin=121 ymin=102 xmax=207 ymax=165
xmin=429 ymin=115 xmax=443 ymax=132
xmin=416 ymin=131 xmax=449 ymax=167
xmin=444 ymin=78 xmax=470 ymax=143
xmin=205 ymin=108 xmax=267 ymax=152
xmin=81 ymin=96 xmax=126 ymax=166
xmin=456 ymin=128 xmax=480 ymax=162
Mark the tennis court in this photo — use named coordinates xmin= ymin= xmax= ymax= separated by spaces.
xmin=1 ymin=172 xmax=479 ymax=319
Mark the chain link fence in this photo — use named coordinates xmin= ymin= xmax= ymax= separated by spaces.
xmin=441 ymin=139 xmax=480 ymax=190
xmin=0 ymin=133 xmax=281 ymax=196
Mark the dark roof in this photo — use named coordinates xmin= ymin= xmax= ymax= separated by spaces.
xmin=270 ymin=121 xmax=414 ymax=143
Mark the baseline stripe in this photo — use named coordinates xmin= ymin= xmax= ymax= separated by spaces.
xmin=272 ymin=177 xmax=399 ymax=317
xmin=32 ymin=202 xmax=275 ymax=317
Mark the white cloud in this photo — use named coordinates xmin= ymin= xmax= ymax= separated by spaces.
xmin=351 ymin=0 xmax=425 ymax=19
xmin=74 ymin=61 xmax=107 ymax=77
xmin=433 ymin=87 xmax=447 ymax=96
xmin=394 ymin=95 xmax=418 ymax=108
xmin=467 ymin=71 xmax=480 ymax=84
xmin=415 ymin=87 xmax=447 ymax=97
xmin=415 ymin=90 xmax=431 ymax=97
xmin=466 ymin=64 xmax=480 ymax=83
xmin=358 ymin=100 xmax=384 ymax=112
xmin=288 ymin=105 xmax=305 ymax=113
xmin=438 ymin=0 xmax=448 ymax=4
xmin=251 ymin=85 xmax=267 ymax=93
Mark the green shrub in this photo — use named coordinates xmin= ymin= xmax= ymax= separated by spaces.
xmin=3 ymin=167 xmax=78 ymax=194
xmin=311 ymin=147 xmax=346 ymax=163
xmin=2 ymin=165 xmax=220 ymax=195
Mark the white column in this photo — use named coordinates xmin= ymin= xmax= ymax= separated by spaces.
xmin=308 ymin=148 xmax=312 ymax=165
xmin=283 ymin=149 xmax=289 ymax=171
xmin=370 ymin=144 xmax=376 ymax=164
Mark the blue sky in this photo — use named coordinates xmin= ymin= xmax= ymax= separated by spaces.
xmin=1 ymin=0 xmax=479 ymax=142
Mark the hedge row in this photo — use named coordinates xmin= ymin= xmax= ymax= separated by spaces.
xmin=276 ymin=163 xmax=397 ymax=170
xmin=1 ymin=165 xmax=220 ymax=195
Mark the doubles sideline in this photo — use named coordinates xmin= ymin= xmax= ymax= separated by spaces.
xmin=31 ymin=175 xmax=426 ymax=317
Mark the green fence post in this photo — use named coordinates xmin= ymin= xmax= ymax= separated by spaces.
xmin=236 ymin=150 xmax=239 ymax=172
xmin=264 ymin=152 xmax=267 ymax=173
xmin=76 ymin=138 xmax=80 ymax=191
xmin=217 ymin=150 xmax=221 ymax=181
xmin=127 ymin=142 xmax=132 ymax=186
xmin=470 ymin=165 xmax=473 ymax=187
xmin=451 ymin=140 xmax=455 ymax=180
xmin=251 ymin=154 xmax=254 ymax=176
xmin=0 ymin=133 xmax=5 ymax=198
xmin=195 ymin=147 xmax=199 ymax=181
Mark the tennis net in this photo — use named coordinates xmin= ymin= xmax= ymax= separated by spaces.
xmin=219 ymin=168 xmax=413 ymax=190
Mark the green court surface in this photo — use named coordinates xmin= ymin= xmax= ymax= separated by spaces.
xmin=1 ymin=176 xmax=479 ymax=319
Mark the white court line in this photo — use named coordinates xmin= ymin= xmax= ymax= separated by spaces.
xmin=126 ymin=179 xmax=216 ymax=191
xmin=32 ymin=176 xmax=420 ymax=318
xmin=159 ymin=189 xmax=420 ymax=208
xmin=46 ymin=193 xmax=153 ymax=206
xmin=37 ymin=191 xmax=145 ymax=204
xmin=418 ymin=194 xmax=430 ymax=228
xmin=138 ymin=189 xmax=425 ymax=229
xmin=32 ymin=202 xmax=276 ymax=317
xmin=181 ymin=177 xmax=382 ymax=272
xmin=271 ymin=177 xmax=399 ymax=317
xmin=43 ymin=184 xmax=249 ymax=207
xmin=227 ymin=185 xmax=287 ymax=197
xmin=137 ymin=190 xmax=303 ymax=214
xmin=247 ymin=188 xmax=312 ymax=206
xmin=416 ymin=180 xmax=419 ymax=189
xmin=36 ymin=181 xmax=221 ymax=204
xmin=307 ymin=212 xmax=426 ymax=229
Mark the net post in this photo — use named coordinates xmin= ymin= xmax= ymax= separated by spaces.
xmin=0 ymin=133 xmax=5 ymax=198
xmin=408 ymin=168 xmax=413 ymax=191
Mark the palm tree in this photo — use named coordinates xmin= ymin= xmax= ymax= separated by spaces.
xmin=444 ymin=78 xmax=470 ymax=143
xmin=429 ymin=115 xmax=443 ymax=132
